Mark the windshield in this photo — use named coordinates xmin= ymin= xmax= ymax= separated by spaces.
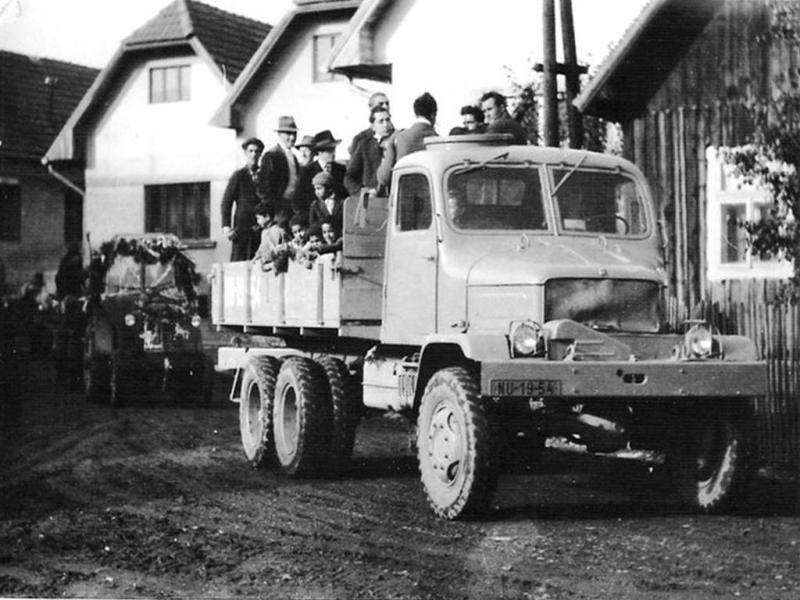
xmin=105 ymin=256 xmax=181 ymax=296
xmin=445 ymin=166 xmax=547 ymax=231
xmin=551 ymin=168 xmax=648 ymax=237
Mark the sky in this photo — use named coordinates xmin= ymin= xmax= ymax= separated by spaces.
xmin=0 ymin=0 xmax=649 ymax=70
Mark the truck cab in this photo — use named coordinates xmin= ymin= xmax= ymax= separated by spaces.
xmin=212 ymin=135 xmax=766 ymax=520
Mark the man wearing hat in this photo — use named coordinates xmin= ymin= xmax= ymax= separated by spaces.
xmin=257 ymin=116 xmax=300 ymax=218
xmin=221 ymin=136 xmax=264 ymax=261
xmin=294 ymin=130 xmax=348 ymax=219
xmin=295 ymin=134 xmax=316 ymax=167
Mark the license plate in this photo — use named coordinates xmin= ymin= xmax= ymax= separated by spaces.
xmin=490 ymin=379 xmax=562 ymax=396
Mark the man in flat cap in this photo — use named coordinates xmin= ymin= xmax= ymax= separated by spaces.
xmin=257 ymin=115 xmax=300 ymax=219
xmin=294 ymin=130 xmax=348 ymax=219
xmin=221 ymin=136 xmax=264 ymax=261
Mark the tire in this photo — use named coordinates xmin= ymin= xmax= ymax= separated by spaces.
xmin=272 ymin=356 xmax=333 ymax=477
xmin=667 ymin=404 xmax=752 ymax=513
xmin=84 ymin=332 xmax=110 ymax=404
xmin=416 ymin=367 xmax=497 ymax=520
xmin=109 ymin=353 xmax=135 ymax=408
xmin=238 ymin=355 xmax=281 ymax=468
xmin=317 ymin=356 xmax=360 ymax=470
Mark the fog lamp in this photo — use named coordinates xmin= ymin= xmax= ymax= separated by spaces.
xmin=685 ymin=323 xmax=713 ymax=359
xmin=510 ymin=321 xmax=545 ymax=357
xmin=124 ymin=313 xmax=136 ymax=327
xmin=191 ymin=314 xmax=202 ymax=328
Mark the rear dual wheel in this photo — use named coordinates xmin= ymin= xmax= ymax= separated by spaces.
xmin=239 ymin=355 xmax=281 ymax=469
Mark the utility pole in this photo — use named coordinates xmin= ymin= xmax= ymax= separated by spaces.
xmin=536 ymin=0 xmax=587 ymax=148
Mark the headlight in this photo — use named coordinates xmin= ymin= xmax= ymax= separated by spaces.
xmin=684 ymin=323 xmax=713 ymax=359
xmin=510 ymin=321 xmax=545 ymax=357
xmin=191 ymin=314 xmax=202 ymax=328
xmin=124 ymin=313 xmax=136 ymax=327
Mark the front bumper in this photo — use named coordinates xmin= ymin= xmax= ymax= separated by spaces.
xmin=481 ymin=359 xmax=767 ymax=399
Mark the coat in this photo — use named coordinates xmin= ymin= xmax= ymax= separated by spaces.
xmin=485 ymin=112 xmax=528 ymax=144
xmin=344 ymin=134 xmax=385 ymax=196
xmin=308 ymin=197 xmax=344 ymax=232
xmin=257 ymin=144 xmax=299 ymax=215
xmin=376 ymin=120 xmax=437 ymax=189
xmin=221 ymin=166 xmax=260 ymax=232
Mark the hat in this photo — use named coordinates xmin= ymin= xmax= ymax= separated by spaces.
xmin=312 ymin=171 xmax=333 ymax=188
xmin=241 ymin=136 xmax=264 ymax=152
xmin=275 ymin=116 xmax=298 ymax=133
xmin=295 ymin=135 xmax=315 ymax=148
xmin=311 ymin=130 xmax=341 ymax=151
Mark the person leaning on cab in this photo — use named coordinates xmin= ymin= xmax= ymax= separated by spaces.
xmin=480 ymin=90 xmax=528 ymax=144
xmin=345 ymin=103 xmax=393 ymax=200
xmin=449 ymin=105 xmax=485 ymax=135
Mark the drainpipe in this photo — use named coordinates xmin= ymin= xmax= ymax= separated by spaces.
xmin=41 ymin=157 xmax=85 ymax=197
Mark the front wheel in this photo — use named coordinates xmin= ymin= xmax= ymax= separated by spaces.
xmin=668 ymin=405 xmax=752 ymax=512
xmin=416 ymin=367 xmax=497 ymax=519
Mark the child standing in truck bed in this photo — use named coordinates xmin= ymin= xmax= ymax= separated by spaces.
xmin=252 ymin=204 xmax=290 ymax=273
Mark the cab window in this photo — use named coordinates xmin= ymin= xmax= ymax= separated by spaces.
xmin=396 ymin=173 xmax=432 ymax=231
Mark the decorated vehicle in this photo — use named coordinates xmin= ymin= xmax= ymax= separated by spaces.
xmin=84 ymin=234 xmax=210 ymax=406
xmin=211 ymin=134 xmax=766 ymax=519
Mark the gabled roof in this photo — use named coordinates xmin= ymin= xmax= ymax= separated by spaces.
xmin=44 ymin=0 xmax=270 ymax=161
xmin=575 ymin=0 xmax=725 ymax=122
xmin=326 ymin=0 xmax=392 ymax=82
xmin=0 ymin=51 xmax=98 ymax=161
xmin=212 ymin=0 xmax=361 ymax=129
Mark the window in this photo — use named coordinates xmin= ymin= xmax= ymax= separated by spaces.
xmin=149 ymin=65 xmax=190 ymax=103
xmin=446 ymin=166 xmax=547 ymax=230
xmin=145 ymin=182 xmax=209 ymax=240
xmin=64 ymin=190 xmax=82 ymax=244
xmin=313 ymin=33 xmax=340 ymax=82
xmin=551 ymin=168 xmax=647 ymax=236
xmin=396 ymin=174 xmax=432 ymax=232
xmin=705 ymin=147 xmax=792 ymax=280
xmin=0 ymin=183 xmax=21 ymax=242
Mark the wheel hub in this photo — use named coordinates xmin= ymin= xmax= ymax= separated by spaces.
xmin=428 ymin=403 xmax=463 ymax=485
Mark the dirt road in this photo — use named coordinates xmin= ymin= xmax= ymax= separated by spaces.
xmin=1 ymin=358 xmax=799 ymax=599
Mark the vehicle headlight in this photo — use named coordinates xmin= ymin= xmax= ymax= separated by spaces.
xmin=124 ymin=313 xmax=136 ymax=327
xmin=191 ymin=314 xmax=202 ymax=328
xmin=510 ymin=321 xmax=545 ymax=357
xmin=684 ymin=323 xmax=713 ymax=359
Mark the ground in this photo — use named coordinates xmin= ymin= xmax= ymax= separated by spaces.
xmin=1 ymin=356 xmax=799 ymax=600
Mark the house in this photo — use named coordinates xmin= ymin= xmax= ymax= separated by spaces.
xmin=575 ymin=0 xmax=800 ymax=470
xmin=212 ymin=0 xmax=365 ymax=153
xmin=575 ymin=0 xmax=796 ymax=307
xmin=44 ymin=0 xmax=271 ymax=295
xmin=0 ymin=50 xmax=98 ymax=292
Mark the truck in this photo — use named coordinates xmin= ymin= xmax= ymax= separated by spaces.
xmin=211 ymin=134 xmax=766 ymax=520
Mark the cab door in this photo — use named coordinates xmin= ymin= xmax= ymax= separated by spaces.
xmin=381 ymin=171 xmax=438 ymax=344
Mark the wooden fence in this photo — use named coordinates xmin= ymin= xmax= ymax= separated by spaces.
xmin=668 ymin=279 xmax=800 ymax=471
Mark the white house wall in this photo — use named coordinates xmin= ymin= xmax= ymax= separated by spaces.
xmin=240 ymin=16 xmax=387 ymax=160
xmin=84 ymin=53 xmax=238 ymax=281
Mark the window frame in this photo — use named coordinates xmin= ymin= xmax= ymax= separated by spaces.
xmin=312 ymin=33 xmax=341 ymax=83
xmin=705 ymin=146 xmax=792 ymax=281
xmin=144 ymin=181 xmax=210 ymax=241
xmin=149 ymin=64 xmax=191 ymax=103
xmin=394 ymin=171 xmax=433 ymax=233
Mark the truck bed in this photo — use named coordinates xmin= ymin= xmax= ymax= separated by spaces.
xmin=211 ymin=196 xmax=388 ymax=341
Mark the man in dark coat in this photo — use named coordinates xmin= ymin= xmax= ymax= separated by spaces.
xmin=345 ymin=105 xmax=393 ymax=197
xmin=347 ymin=92 xmax=392 ymax=156
xmin=480 ymin=90 xmax=528 ymax=144
xmin=294 ymin=130 xmax=348 ymax=218
xmin=377 ymin=92 xmax=438 ymax=191
xmin=257 ymin=116 xmax=300 ymax=219
xmin=221 ymin=136 xmax=264 ymax=261
xmin=55 ymin=242 xmax=85 ymax=299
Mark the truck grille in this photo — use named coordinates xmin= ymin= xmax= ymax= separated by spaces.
xmin=544 ymin=278 xmax=661 ymax=333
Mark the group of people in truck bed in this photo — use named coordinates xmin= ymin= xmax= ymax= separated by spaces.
xmin=220 ymin=89 xmax=529 ymax=269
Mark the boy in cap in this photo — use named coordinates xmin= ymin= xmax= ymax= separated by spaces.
xmin=294 ymin=130 xmax=348 ymax=218
xmin=308 ymin=171 xmax=344 ymax=233
xmin=221 ymin=136 xmax=264 ymax=260
xmin=257 ymin=116 xmax=300 ymax=219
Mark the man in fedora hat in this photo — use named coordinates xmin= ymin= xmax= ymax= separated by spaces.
xmin=295 ymin=134 xmax=316 ymax=167
xmin=221 ymin=136 xmax=264 ymax=261
xmin=257 ymin=115 xmax=300 ymax=218
xmin=294 ymin=129 xmax=348 ymax=219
